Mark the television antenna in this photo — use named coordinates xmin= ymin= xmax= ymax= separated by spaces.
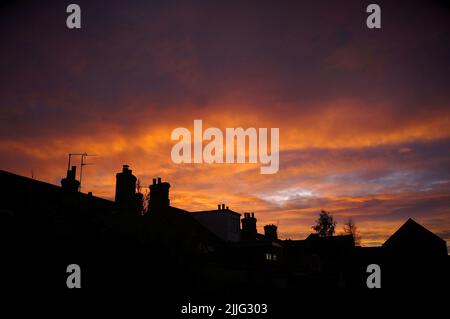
xmin=67 ymin=153 xmax=97 ymax=192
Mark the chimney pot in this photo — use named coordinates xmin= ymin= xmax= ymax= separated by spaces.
xmin=218 ymin=204 xmax=221 ymax=210
xmin=158 ymin=177 xmax=162 ymax=184
xmin=152 ymin=178 xmax=157 ymax=185
xmin=222 ymin=203 xmax=225 ymax=210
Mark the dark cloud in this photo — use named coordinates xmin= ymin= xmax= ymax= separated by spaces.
xmin=2 ymin=1 xmax=450 ymax=137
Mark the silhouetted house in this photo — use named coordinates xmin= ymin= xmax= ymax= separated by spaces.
xmin=1 ymin=168 xmax=115 ymax=230
xmin=283 ymin=234 xmax=355 ymax=287
xmin=383 ymin=218 xmax=447 ymax=257
xmin=0 ymin=167 xmax=225 ymax=290
xmin=215 ymin=211 xmax=284 ymax=270
xmin=191 ymin=204 xmax=241 ymax=242
xmin=238 ymin=213 xmax=283 ymax=263
xmin=143 ymin=176 xmax=221 ymax=248
xmin=379 ymin=218 xmax=449 ymax=288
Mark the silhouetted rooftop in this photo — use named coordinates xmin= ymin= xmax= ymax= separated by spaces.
xmin=383 ymin=218 xmax=446 ymax=246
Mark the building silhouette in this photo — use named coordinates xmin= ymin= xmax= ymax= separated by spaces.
xmin=191 ymin=204 xmax=241 ymax=242
xmin=383 ymin=218 xmax=448 ymax=257
xmin=0 ymin=165 xmax=448 ymax=291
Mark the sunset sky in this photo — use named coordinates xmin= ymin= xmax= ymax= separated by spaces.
xmin=1 ymin=0 xmax=449 ymax=247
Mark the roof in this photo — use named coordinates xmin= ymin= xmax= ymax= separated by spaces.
xmin=383 ymin=218 xmax=446 ymax=247
xmin=191 ymin=209 xmax=242 ymax=217
xmin=144 ymin=205 xmax=224 ymax=244
xmin=0 ymin=169 xmax=115 ymax=212
xmin=1 ymin=169 xmax=222 ymax=245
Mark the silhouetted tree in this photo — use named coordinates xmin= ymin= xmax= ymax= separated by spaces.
xmin=136 ymin=178 xmax=142 ymax=194
xmin=136 ymin=178 xmax=145 ymax=215
xmin=143 ymin=189 xmax=150 ymax=214
xmin=312 ymin=210 xmax=336 ymax=237
xmin=343 ymin=218 xmax=361 ymax=245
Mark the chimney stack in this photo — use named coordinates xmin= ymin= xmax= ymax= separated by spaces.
xmin=241 ymin=212 xmax=257 ymax=241
xmin=114 ymin=165 xmax=142 ymax=215
xmin=264 ymin=224 xmax=278 ymax=241
xmin=61 ymin=166 xmax=80 ymax=193
xmin=148 ymin=177 xmax=171 ymax=213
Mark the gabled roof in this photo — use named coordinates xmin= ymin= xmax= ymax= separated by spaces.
xmin=383 ymin=218 xmax=446 ymax=247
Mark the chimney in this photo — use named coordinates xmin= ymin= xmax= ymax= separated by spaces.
xmin=148 ymin=177 xmax=171 ymax=213
xmin=241 ymin=212 xmax=257 ymax=241
xmin=218 ymin=204 xmax=221 ymax=210
xmin=61 ymin=166 xmax=80 ymax=193
xmin=115 ymin=165 xmax=139 ymax=214
xmin=115 ymin=165 xmax=137 ymax=201
xmin=222 ymin=203 xmax=225 ymax=210
xmin=264 ymin=224 xmax=278 ymax=241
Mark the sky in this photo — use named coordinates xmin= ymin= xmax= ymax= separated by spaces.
xmin=1 ymin=0 xmax=449 ymax=247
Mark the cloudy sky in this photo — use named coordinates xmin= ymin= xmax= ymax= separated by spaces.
xmin=1 ymin=0 xmax=449 ymax=247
